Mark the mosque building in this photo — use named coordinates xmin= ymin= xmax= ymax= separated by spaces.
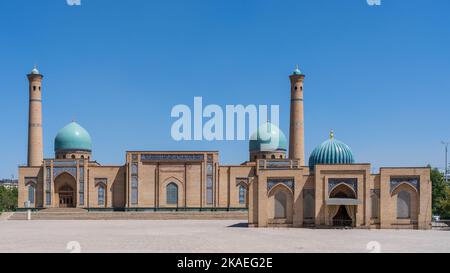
xmin=18 ymin=66 xmax=432 ymax=229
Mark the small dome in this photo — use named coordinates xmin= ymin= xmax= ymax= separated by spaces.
xmin=30 ymin=65 xmax=40 ymax=75
xmin=54 ymin=122 xmax=92 ymax=152
xmin=249 ymin=122 xmax=287 ymax=152
xmin=292 ymin=65 xmax=303 ymax=75
xmin=309 ymin=131 xmax=355 ymax=170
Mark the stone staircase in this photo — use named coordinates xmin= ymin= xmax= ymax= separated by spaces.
xmin=8 ymin=209 xmax=248 ymax=221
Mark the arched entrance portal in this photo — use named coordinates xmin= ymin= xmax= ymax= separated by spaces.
xmin=54 ymin=172 xmax=77 ymax=208
xmin=329 ymin=183 xmax=357 ymax=227
xmin=59 ymin=185 xmax=75 ymax=208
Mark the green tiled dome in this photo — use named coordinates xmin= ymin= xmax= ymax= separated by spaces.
xmin=249 ymin=122 xmax=287 ymax=152
xmin=54 ymin=122 xmax=92 ymax=152
xmin=292 ymin=65 xmax=303 ymax=75
xmin=309 ymin=131 xmax=355 ymax=170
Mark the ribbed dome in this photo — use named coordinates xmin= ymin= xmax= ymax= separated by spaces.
xmin=249 ymin=122 xmax=287 ymax=152
xmin=54 ymin=122 xmax=92 ymax=152
xmin=309 ymin=131 xmax=355 ymax=170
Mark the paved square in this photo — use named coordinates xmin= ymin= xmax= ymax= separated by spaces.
xmin=0 ymin=220 xmax=449 ymax=253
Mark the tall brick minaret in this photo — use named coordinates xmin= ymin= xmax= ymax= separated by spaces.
xmin=288 ymin=65 xmax=305 ymax=165
xmin=27 ymin=65 xmax=44 ymax=167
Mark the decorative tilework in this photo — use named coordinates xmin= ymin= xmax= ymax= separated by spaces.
xmin=390 ymin=177 xmax=420 ymax=193
xmin=53 ymin=167 xmax=77 ymax=179
xmin=141 ymin=154 xmax=204 ymax=161
xmin=267 ymin=179 xmax=294 ymax=193
xmin=328 ymin=178 xmax=358 ymax=194
xmin=236 ymin=178 xmax=249 ymax=186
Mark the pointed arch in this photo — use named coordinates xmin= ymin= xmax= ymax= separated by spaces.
xmin=267 ymin=183 xmax=294 ymax=223
xmin=329 ymin=183 xmax=357 ymax=199
xmin=161 ymin=176 xmax=184 ymax=191
xmin=97 ymin=184 xmax=106 ymax=206
xmin=160 ymin=177 xmax=184 ymax=207
xmin=54 ymin=172 xmax=77 ymax=208
xmin=238 ymin=184 xmax=247 ymax=205
xmin=166 ymin=182 xmax=178 ymax=205
xmin=391 ymin=182 xmax=419 ymax=196
xmin=54 ymin=171 xmax=76 ymax=181
xmin=25 ymin=180 xmax=37 ymax=187
xmin=391 ymin=183 xmax=419 ymax=220
xmin=267 ymin=182 xmax=294 ymax=197
xmin=27 ymin=183 xmax=36 ymax=205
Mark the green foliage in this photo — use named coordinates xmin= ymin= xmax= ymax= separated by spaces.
xmin=0 ymin=186 xmax=18 ymax=213
xmin=438 ymin=188 xmax=450 ymax=219
xmin=430 ymin=167 xmax=450 ymax=218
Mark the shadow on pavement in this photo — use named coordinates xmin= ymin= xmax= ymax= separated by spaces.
xmin=227 ymin=222 xmax=248 ymax=228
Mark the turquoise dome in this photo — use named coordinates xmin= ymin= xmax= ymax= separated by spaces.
xmin=309 ymin=131 xmax=355 ymax=170
xmin=292 ymin=65 xmax=303 ymax=75
xmin=54 ymin=122 xmax=92 ymax=152
xmin=249 ymin=123 xmax=287 ymax=152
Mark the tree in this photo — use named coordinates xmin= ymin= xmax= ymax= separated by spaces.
xmin=0 ymin=186 xmax=18 ymax=213
xmin=438 ymin=188 xmax=450 ymax=219
xmin=430 ymin=166 xmax=450 ymax=218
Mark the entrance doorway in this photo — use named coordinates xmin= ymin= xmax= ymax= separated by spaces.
xmin=59 ymin=185 xmax=75 ymax=208
xmin=333 ymin=205 xmax=352 ymax=227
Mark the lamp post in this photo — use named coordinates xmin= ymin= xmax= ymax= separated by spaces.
xmin=442 ymin=141 xmax=449 ymax=183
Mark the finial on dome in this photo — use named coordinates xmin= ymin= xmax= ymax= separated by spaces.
xmin=330 ymin=130 xmax=334 ymax=140
xmin=293 ymin=65 xmax=302 ymax=75
xmin=30 ymin=64 xmax=40 ymax=75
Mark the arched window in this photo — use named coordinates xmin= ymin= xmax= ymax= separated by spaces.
xmin=98 ymin=184 xmax=105 ymax=206
xmin=167 ymin=183 xmax=178 ymax=205
xmin=397 ymin=190 xmax=411 ymax=219
xmin=131 ymin=176 xmax=138 ymax=205
xmin=28 ymin=184 xmax=35 ymax=204
xmin=131 ymin=164 xmax=138 ymax=175
xmin=271 ymin=155 xmax=276 ymax=159
xmin=274 ymin=191 xmax=287 ymax=219
xmin=239 ymin=185 xmax=246 ymax=205
xmin=71 ymin=155 xmax=76 ymax=159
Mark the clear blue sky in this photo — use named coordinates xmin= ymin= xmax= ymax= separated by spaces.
xmin=1 ymin=0 xmax=450 ymax=178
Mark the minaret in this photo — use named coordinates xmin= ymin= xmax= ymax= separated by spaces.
xmin=289 ymin=65 xmax=305 ymax=165
xmin=27 ymin=65 xmax=44 ymax=167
